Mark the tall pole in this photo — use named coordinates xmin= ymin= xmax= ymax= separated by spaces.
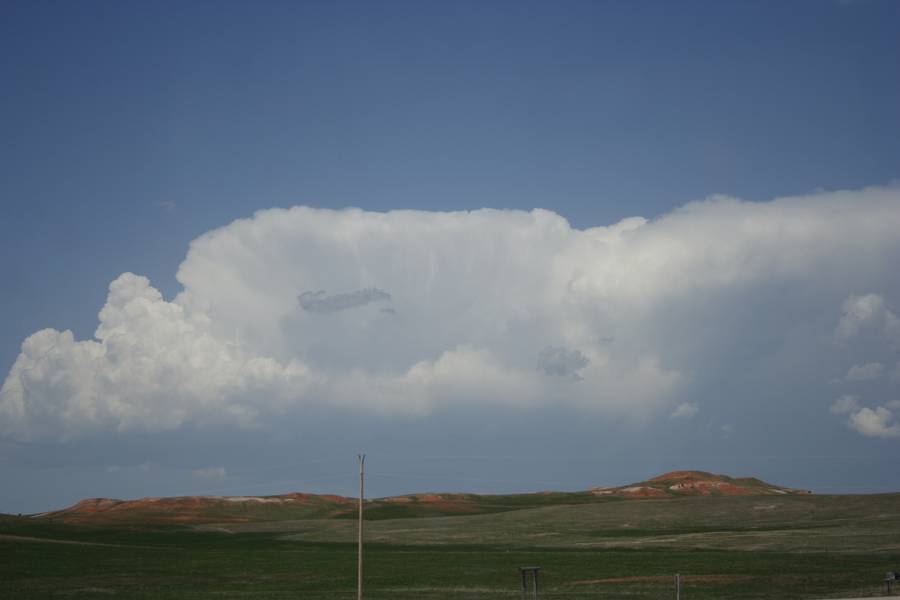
xmin=357 ymin=454 xmax=365 ymax=600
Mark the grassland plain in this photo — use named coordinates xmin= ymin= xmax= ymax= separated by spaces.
xmin=3 ymin=493 xmax=900 ymax=599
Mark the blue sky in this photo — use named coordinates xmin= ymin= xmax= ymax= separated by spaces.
xmin=1 ymin=0 xmax=899 ymax=513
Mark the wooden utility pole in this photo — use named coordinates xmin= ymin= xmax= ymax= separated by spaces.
xmin=357 ymin=454 xmax=365 ymax=600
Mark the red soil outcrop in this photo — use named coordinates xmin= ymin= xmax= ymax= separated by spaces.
xmin=590 ymin=470 xmax=809 ymax=499
xmin=43 ymin=492 xmax=357 ymax=524
xmin=42 ymin=470 xmax=809 ymax=524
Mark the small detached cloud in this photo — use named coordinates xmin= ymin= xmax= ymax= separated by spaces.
xmin=830 ymin=395 xmax=861 ymax=414
xmin=829 ymin=395 xmax=900 ymax=439
xmin=846 ymin=362 xmax=884 ymax=381
xmin=670 ymin=402 xmax=699 ymax=419
xmin=298 ymin=288 xmax=391 ymax=314
xmin=192 ymin=467 xmax=227 ymax=480
xmin=848 ymin=406 xmax=900 ymax=438
xmin=835 ymin=294 xmax=900 ymax=344
xmin=537 ymin=346 xmax=589 ymax=380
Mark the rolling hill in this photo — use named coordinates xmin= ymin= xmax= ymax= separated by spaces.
xmin=590 ymin=470 xmax=812 ymax=498
xmin=5 ymin=472 xmax=899 ymax=600
xmin=34 ymin=470 xmax=810 ymax=525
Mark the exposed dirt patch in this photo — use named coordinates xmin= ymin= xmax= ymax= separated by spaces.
xmin=618 ymin=486 xmax=669 ymax=498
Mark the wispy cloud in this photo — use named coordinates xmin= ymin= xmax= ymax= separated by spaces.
xmin=193 ymin=467 xmax=227 ymax=480
xmin=830 ymin=395 xmax=861 ymax=414
xmin=846 ymin=362 xmax=884 ymax=381
xmin=671 ymin=402 xmax=699 ymax=419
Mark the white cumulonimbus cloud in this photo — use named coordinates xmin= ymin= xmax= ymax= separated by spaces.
xmin=2 ymin=185 xmax=900 ymax=441
xmin=0 ymin=274 xmax=313 ymax=440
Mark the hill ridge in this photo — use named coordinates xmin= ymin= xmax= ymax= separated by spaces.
xmin=592 ymin=470 xmax=810 ymax=498
xmin=37 ymin=470 xmax=811 ymax=525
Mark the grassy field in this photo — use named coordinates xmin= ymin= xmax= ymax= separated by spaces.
xmin=225 ymin=493 xmax=900 ymax=553
xmin=3 ymin=493 xmax=900 ymax=599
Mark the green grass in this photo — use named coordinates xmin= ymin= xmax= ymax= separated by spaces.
xmin=220 ymin=493 xmax=900 ymax=553
xmin=331 ymin=492 xmax=612 ymax=521
xmin=3 ymin=493 xmax=900 ymax=599
xmin=2 ymin=529 xmax=896 ymax=599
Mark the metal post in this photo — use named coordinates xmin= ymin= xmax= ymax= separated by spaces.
xmin=519 ymin=567 xmax=540 ymax=599
xmin=357 ymin=454 xmax=365 ymax=600
xmin=675 ymin=573 xmax=681 ymax=600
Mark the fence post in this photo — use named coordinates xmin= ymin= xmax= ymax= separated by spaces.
xmin=519 ymin=567 xmax=540 ymax=599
